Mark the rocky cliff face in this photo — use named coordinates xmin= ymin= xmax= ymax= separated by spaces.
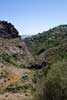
xmin=0 ymin=21 xmax=20 ymax=39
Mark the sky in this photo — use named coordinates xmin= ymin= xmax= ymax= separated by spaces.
xmin=0 ymin=0 xmax=67 ymax=35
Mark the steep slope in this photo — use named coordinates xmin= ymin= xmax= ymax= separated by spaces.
xmin=0 ymin=38 xmax=35 ymax=68
xmin=25 ymin=25 xmax=67 ymax=55
xmin=0 ymin=21 xmax=35 ymax=68
xmin=0 ymin=21 xmax=39 ymax=100
xmin=25 ymin=25 xmax=67 ymax=64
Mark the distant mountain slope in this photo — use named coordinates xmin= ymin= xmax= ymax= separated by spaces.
xmin=21 ymin=35 xmax=31 ymax=39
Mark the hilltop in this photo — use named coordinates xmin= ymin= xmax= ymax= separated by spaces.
xmin=0 ymin=21 xmax=20 ymax=39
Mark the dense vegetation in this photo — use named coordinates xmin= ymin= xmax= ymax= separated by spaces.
xmin=25 ymin=25 xmax=67 ymax=55
xmin=34 ymin=60 xmax=67 ymax=100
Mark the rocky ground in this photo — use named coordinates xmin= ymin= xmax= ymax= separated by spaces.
xmin=0 ymin=63 xmax=34 ymax=100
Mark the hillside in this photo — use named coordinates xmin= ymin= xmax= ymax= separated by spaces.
xmin=25 ymin=25 xmax=67 ymax=55
xmin=25 ymin=25 xmax=67 ymax=63
xmin=25 ymin=25 xmax=67 ymax=100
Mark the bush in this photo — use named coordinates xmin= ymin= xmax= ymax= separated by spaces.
xmin=34 ymin=60 xmax=67 ymax=100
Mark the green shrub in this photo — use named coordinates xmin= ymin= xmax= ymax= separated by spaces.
xmin=34 ymin=60 xmax=67 ymax=100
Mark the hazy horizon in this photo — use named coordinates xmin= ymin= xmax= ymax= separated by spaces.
xmin=0 ymin=0 xmax=67 ymax=35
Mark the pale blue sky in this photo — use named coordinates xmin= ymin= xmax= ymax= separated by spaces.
xmin=0 ymin=0 xmax=67 ymax=35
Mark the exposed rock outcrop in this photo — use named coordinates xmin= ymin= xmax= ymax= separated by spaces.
xmin=0 ymin=21 xmax=20 ymax=39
